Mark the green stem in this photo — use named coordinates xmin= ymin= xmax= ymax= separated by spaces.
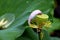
xmin=37 ymin=28 xmax=41 ymax=40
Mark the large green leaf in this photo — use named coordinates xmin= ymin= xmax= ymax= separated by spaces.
xmin=16 ymin=27 xmax=38 ymax=40
xmin=16 ymin=36 xmax=31 ymax=40
xmin=51 ymin=37 xmax=60 ymax=40
xmin=0 ymin=0 xmax=54 ymax=40
xmin=0 ymin=26 xmax=25 ymax=40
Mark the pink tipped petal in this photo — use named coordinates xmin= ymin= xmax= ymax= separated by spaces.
xmin=28 ymin=10 xmax=42 ymax=25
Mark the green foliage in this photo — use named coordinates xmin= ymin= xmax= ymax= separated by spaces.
xmin=51 ymin=37 xmax=60 ymax=40
xmin=41 ymin=29 xmax=51 ymax=40
xmin=0 ymin=0 xmax=60 ymax=40
xmin=16 ymin=27 xmax=38 ymax=40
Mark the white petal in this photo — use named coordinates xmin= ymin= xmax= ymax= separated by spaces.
xmin=28 ymin=10 xmax=42 ymax=25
